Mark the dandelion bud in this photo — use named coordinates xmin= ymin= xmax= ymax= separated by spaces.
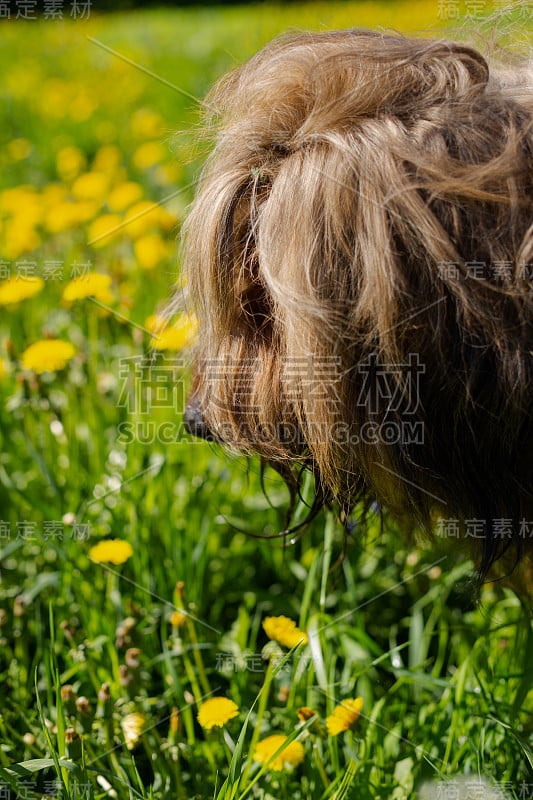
xmin=297 ymin=707 xmax=317 ymax=722
xmin=65 ymin=727 xmax=82 ymax=760
xmin=76 ymin=696 xmax=92 ymax=716
xmin=119 ymin=664 xmax=134 ymax=689
xmin=277 ymin=685 xmax=290 ymax=703
xmin=60 ymin=684 xmax=77 ymax=715
xmin=169 ymin=706 xmax=181 ymax=736
xmin=65 ymin=727 xmax=79 ymax=744
xmin=98 ymin=682 xmax=111 ymax=703
xmin=61 ymin=685 xmax=76 ymax=702
xmin=170 ymin=610 xmax=186 ymax=629
xmin=14 ymin=595 xmax=26 ymax=617
xmin=59 ymin=620 xmax=76 ymax=641
xmin=125 ymin=647 xmax=141 ymax=668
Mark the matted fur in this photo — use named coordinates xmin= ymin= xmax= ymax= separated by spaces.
xmin=181 ymin=29 xmax=533 ymax=588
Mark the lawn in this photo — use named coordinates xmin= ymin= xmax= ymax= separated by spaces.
xmin=0 ymin=2 xmax=532 ymax=799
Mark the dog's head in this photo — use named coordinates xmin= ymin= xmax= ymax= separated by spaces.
xmin=181 ymin=29 xmax=533 ymax=583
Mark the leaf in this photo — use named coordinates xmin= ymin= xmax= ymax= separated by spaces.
xmin=3 ymin=758 xmax=76 ymax=775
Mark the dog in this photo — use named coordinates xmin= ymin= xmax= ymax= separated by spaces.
xmin=179 ymin=29 xmax=533 ymax=597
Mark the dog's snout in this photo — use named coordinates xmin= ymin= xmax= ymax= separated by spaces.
xmin=183 ymin=401 xmax=214 ymax=441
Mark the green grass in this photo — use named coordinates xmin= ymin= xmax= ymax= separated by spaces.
xmin=0 ymin=3 xmax=532 ymax=799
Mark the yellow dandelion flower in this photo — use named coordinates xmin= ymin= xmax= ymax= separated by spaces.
xmin=41 ymin=184 xmax=68 ymax=209
xmin=8 ymin=138 xmax=32 ymax=161
xmin=89 ymin=539 xmax=133 ymax=565
xmin=0 ymin=186 xmax=39 ymax=215
xmin=263 ymin=616 xmax=308 ymax=648
xmin=41 ymin=78 xmax=69 ymax=118
xmin=45 ymin=203 xmax=77 ymax=234
xmin=133 ymin=141 xmax=166 ymax=170
xmin=253 ymin=735 xmax=305 ymax=772
xmin=297 ymin=707 xmax=318 ymax=722
xmin=95 ymin=121 xmax=117 ymax=143
xmin=130 ymin=108 xmax=164 ymax=139
xmin=71 ymin=171 xmax=109 ymax=202
xmin=1 ymin=221 xmax=41 ymax=259
xmin=170 ymin=610 xmax=187 ymax=628
xmin=21 ymin=339 xmax=76 ymax=374
xmin=72 ymin=201 xmax=100 ymax=224
xmin=156 ymin=206 xmax=178 ymax=233
xmin=144 ymin=314 xmax=166 ymax=335
xmin=121 ymin=712 xmax=146 ymax=750
xmin=326 ymin=697 xmax=363 ymax=736
xmin=0 ymin=357 xmax=9 ymax=379
xmin=123 ymin=201 xmax=161 ymax=238
xmin=63 ymin=273 xmax=113 ymax=305
xmin=44 ymin=200 xmax=96 ymax=234
xmin=134 ymin=234 xmax=168 ymax=270
xmin=92 ymin=144 xmax=122 ymax=174
xmin=107 ymin=182 xmax=143 ymax=212
xmin=197 ymin=697 xmax=239 ymax=731
xmin=154 ymin=163 xmax=184 ymax=187
xmin=150 ymin=314 xmax=198 ymax=351
xmin=56 ymin=146 xmax=86 ymax=181
xmin=87 ymin=214 xmax=123 ymax=247
xmin=69 ymin=91 xmax=96 ymax=122
xmin=0 ymin=276 xmax=44 ymax=306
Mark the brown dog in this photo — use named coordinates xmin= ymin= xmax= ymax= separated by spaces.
xmin=180 ymin=29 xmax=533 ymax=595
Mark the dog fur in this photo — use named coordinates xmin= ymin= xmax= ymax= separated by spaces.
xmin=180 ymin=29 xmax=533 ymax=594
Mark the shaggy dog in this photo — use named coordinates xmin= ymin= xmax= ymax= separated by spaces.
xmin=180 ymin=29 xmax=533 ymax=595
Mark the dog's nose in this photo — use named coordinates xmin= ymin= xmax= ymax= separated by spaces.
xmin=183 ymin=400 xmax=215 ymax=441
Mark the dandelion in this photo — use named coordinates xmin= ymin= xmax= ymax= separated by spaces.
xmin=144 ymin=314 xmax=166 ymax=335
xmin=253 ymin=735 xmax=305 ymax=771
xmin=69 ymin=91 xmax=96 ymax=122
xmin=130 ymin=108 xmax=164 ymax=139
xmin=170 ymin=610 xmax=187 ymax=628
xmin=150 ymin=314 xmax=197 ymax=351
xmin=92 ymin=144 xmax=122 ymax=174
xmin=121 ymin=712 xmax=146 ymax=750
xmin=1 ymin=221 xmax=41 ymax=259
xmin=134 ymin=234 xmax=168 ymax=270
xmin=88 ymin=539 xmax=133 ymax=565
xmin=197 ymin=697 xmax=239 ymax=731
xmin=56 ymin=145 xmax=86 ymax=181
xmin=45 ymin=201 xmax=99 ymax=234
xmin=326 ymin=697 xmax=363 ymax=736
xmin=0 ymin=276 xmax=44 ymax=306
xmin=63 ymin=273 xmax=113 ymax=305
xmin=133 ymin=141 xmax=166 ymax=170
xmin=0 ymin=186 xmax=40 ymax=215
xmin=71 ymin=171 xmax=109 ymax=201
xmin=263 ymin=616 xmax=308 ymax=648
xmin=41 ymin=184 xmax=67 ymax=209
xmin=297 ymin=707 xmax=318 ymax=722
xmin=123 ymin=201 xmax=161 ymax=238
xmin=21 ymin=340 xmax=76 ymax=374
xmin=0 ymin=357 xmax=8 ymax=379
xmin=8 ymin=138 xmax=31 ymax=161
xmin=107 ymin=182 xmax=143 ymax=212
xmin=87 ymin=214 xmax=123 ymax=247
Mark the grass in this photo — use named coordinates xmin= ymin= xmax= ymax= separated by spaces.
xmin=0 ymin=2 xmax=532 ymax=799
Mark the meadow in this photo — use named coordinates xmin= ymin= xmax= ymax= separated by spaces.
xmin=0 ymin=2 xmax=532 ymax=798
